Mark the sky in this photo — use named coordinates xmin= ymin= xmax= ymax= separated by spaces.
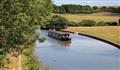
xmin=53 ymin=0 xmax=120 ymax=6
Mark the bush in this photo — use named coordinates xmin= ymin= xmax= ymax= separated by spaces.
xmin=43 ymin=15 xmax=69 ymax=30
xmin=106 ymin=22 xmax=118 ymax=26
xmin=79 ymin=20 xmax=96 ymax=26
xmin=66 ymin=21 xmax=79 ymax=26
xmin=97 ymin=21 xmax=118 ymax=26
xmin=97 ymin=21 xmax=108 ymax=26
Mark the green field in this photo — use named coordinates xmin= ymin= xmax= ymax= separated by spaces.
xmin=58 ymin=14 xmax=120 ymax=22
xmin=64 ymin=26 xmax=120 ymax=46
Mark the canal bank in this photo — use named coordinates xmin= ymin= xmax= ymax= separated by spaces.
xmin=21 ymin=44 xmax=47 ymax=70
xmin=60 ymin=30 xmax=120 ymax=49
xmin=35 ymin=29 xmax=120 ymax=70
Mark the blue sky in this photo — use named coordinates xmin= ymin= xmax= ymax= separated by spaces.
xmin=53 ymin=0 xmax=120 ymax=6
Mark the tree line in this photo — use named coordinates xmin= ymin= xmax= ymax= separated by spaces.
xmin=52 ymin=4 xmax=120 ymax=14
xmin=41 ymin=15 xmax=119 ymax=30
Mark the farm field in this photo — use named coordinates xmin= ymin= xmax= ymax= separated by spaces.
xmin=59 ymin=14 xmax=120 ymax=22
xmin=64 ymin=26 xmax=120 ymax=45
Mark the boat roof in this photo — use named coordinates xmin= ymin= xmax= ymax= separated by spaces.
xmin=50 ymin=31 xmax=70 ymax=34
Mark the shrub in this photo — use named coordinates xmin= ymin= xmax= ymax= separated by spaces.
xmin=79 ymin=20 xmax=96 ymax=26
xmin=106 ymin=22 xmax=118 ymax=26
xmin=66 ymin=21 xmax=79 ymax=26
xmin=97 ymin=21 xmax=108 ymax=26
xmin=43 ymin=15 xmax=69 ymax=30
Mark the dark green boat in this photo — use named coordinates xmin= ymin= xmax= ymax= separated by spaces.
xmin=48 ymin=30 xmax=71 ymax=41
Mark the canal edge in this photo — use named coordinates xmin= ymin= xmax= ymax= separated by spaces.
xmin=60 ymin=30 xmax=120 ymax=49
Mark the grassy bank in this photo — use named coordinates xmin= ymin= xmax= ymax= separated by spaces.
xmin=64 ymin=26 xmax=120 ymax=45
xmin=58 ymin=14 xmax=120 ymax=22
xmin=22 ymin=54 xmax=46 ymax=70
xmin=21 ymin=45 xmax=47 ymax=70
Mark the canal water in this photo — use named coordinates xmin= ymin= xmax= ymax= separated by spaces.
xmin=35 ymin=29 xmax=120 ymax=70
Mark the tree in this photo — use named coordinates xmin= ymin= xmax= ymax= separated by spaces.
xmin=93 ymin=6 xmax=98 ymax=10
xmin=82 ymin=5 xmax=93 ymax=14
xmin=53 ymin=4 xmax=93 ymax=14
xmin=116 ymin=7 xmax=120 ymax=13
xmin=100 ymin=6 xmax=107 ymax=12
xmin=107 ymin=7 xmax=116 ymax=13
xmin=92 ymin=6 xmax=99 ymax=13
xmin=0 ymin=0 xmax=52 ymax=68
xmin=44 ymin=15 xmax=68 ymax=29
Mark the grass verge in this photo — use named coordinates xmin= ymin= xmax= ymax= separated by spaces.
xmin=21 ymin=45 xmax=47 ymax=70
xmin=64 ymin=26 xmax=120 ymax=46
xmin=21 ymin=54 xmax=46 ymax=70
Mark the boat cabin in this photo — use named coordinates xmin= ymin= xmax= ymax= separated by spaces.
xmin=48 ymin=29 xmax=71 ymax=41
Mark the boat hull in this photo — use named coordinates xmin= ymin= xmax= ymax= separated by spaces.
xmin=48 ymin=31 xmax=71 ymax=41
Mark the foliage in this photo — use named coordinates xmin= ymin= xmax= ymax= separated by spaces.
xmin=105 ymin=22 xmax=119 ymax=26
xmin=92 ymin=6 xmax=98 ymax=10
xmin=53 ymin=4 xmax=93 ymax=14
xmin=107 ymin=7 xmax=120 ymax=13
xmin=97 ymin=21 xmax=119 ymax=26
xmin=100 ymin=6 xmax=107 ymax=12
xmin=66 ymin=21 xmax=79 ymax=26
xmin=97 ymin=21 xmax=108 ymax=26
xmin=0 ymin=0 xmax=52 ymax=68
xmin=78 ymin=20 xmax=96 ymax=26
xmin=42 ymin=15 xmax=68 ymax=29
xmin=22 ymin=45 xmax=47 ymax=70
xmin=53 ymin=4 xmax=120 ymax=14
xmin=66 ymin=20 xmax=119 ymax=26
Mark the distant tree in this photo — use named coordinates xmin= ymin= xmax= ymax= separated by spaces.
xmin=93 ymin=6 xmax=98 ymax=10
xmin=82 ymin=5 xmax=93 ymax=14
xmin=45 ymin=15 xmax=68 ymax=29
xmin=53 ymin=4 xmax=93 ymax=14
xmin=52 ymin=4 xmax=119 ymax=14
xmin=59 ymin=6 xmax=66 ymax=14
xmin=116 ymin=7 xmax=120 ymax=13
xmin=100 ymin=6 xmax=107 ymax=12
xmin=107 ymin=7 xmax=117 ymax=13
xmin=92 ymin=6 xmax=99 ymax=13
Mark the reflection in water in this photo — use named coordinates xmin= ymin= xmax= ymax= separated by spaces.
xmin=35 ymin=29 xmax=120 ymax=70
xmin=58 ymin=41 xmax=71 ymax=47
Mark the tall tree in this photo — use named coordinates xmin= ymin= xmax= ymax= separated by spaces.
xmin=0 ymin=0 xmax=52 ymax=68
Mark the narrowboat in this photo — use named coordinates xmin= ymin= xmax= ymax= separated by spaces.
xmin=48 ymin=30 xmax=71 ymax=41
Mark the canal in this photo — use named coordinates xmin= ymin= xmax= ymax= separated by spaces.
xmin=35 ymin=29 xmax=120 ymax=70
